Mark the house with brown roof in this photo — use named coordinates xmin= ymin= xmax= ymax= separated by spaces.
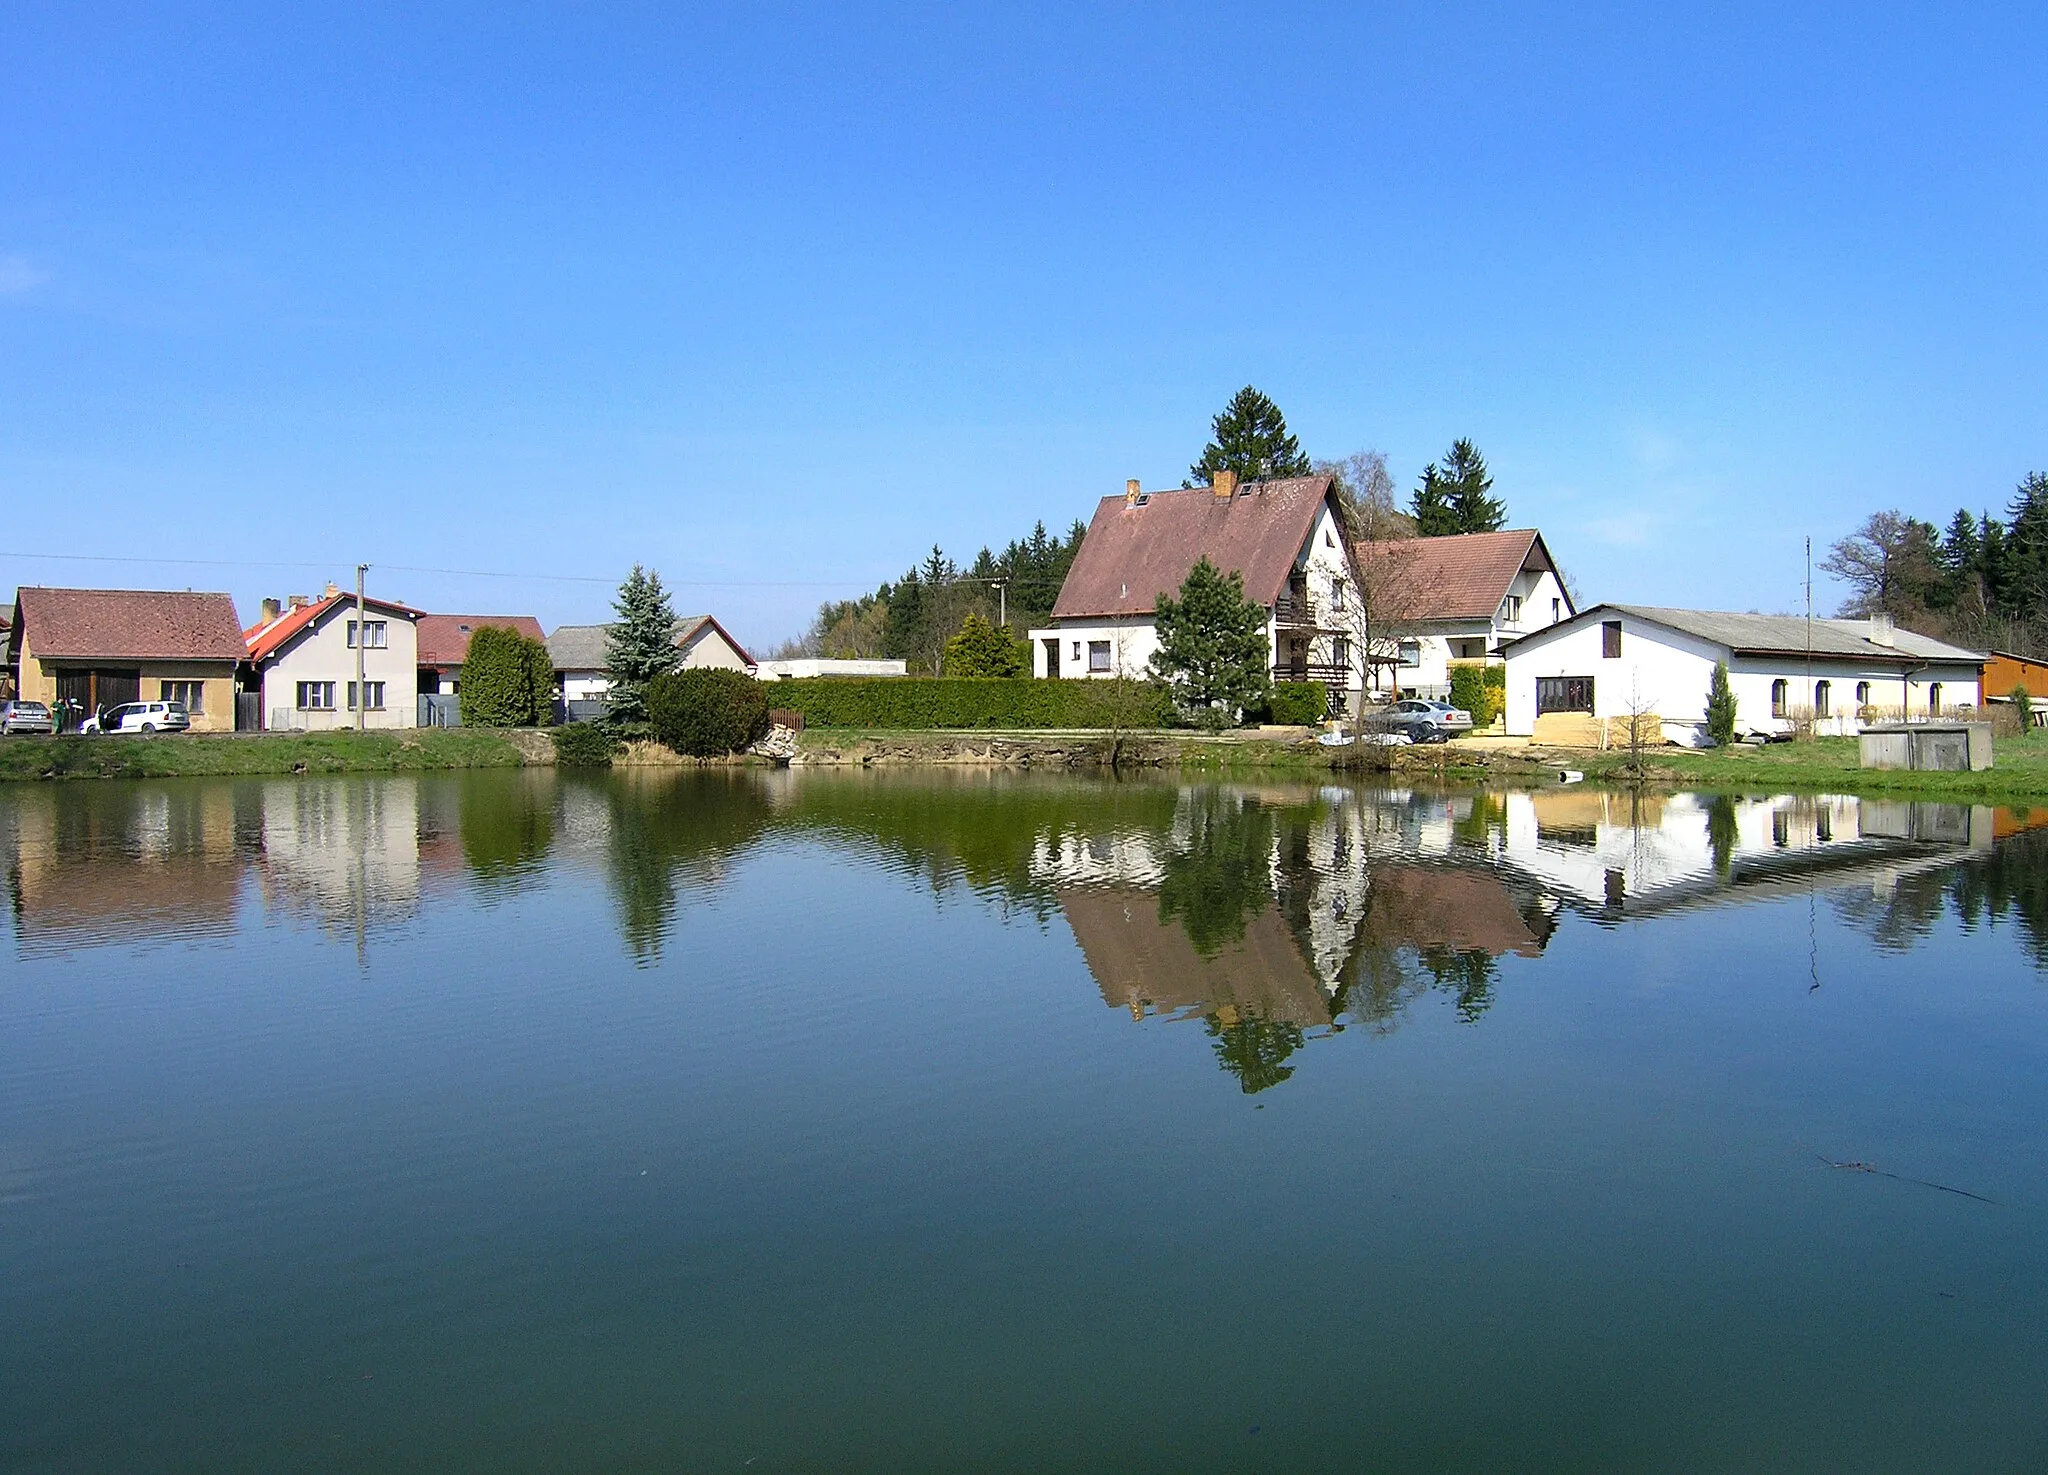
xmin=1031 ymin=471 xmax=1360 ymax=713
xmin=416 ymin=614 xmax=548 ymax=696
xmin=546 ymin=614 xmax=756 ymax=707
xmin=245 ymin=586 xmax=422 ymax=731
xmin=1351 ymin=528 xmax=1574 ymax=700
xmin=6 ymin=587 xmax=248 ymax=731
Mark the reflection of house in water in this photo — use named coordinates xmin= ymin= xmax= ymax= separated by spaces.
xmin=255 ymin=778 xmax=423 ymax=940
xmin=5 ymin=784 xmax=243 ymax=955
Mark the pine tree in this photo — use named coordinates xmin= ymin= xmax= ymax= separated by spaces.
xmin=603 ymin=565 xmax=680 ymax=728
xmin=1187 ymin=386 xmax=1312 ymax=487
xmin=943 ymin=612 xmax=1025 ymax=677
xmin=1412 ymin=439 xmax=1505 ymax=536
xmin=1705 ymin=661 xmax=1738 ymax=747
xmin=2006 ymin=473 xmax=2048 ymax=623
xmin=1936 ymin=508 xmax=1983 ymax=612
xmin=1148 ymin=557 xmax=1272 ymax=724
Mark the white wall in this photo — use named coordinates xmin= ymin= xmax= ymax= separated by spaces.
xmin=1029 ymin=618 xmax=1161 ymax=679
xmin=1504 ymin=612 xmax=1983 ymax=736
xmin=756 ymin=658 xmax=908 ymax=681
xmin=679 ymin=625 xmax=751 ymax=672
xmin=260 ymin=605 xmax=419 ymax=730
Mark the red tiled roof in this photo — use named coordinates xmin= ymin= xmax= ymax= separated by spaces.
xmin=13 ymin=587 xmax=246 ymax=662
xmin=245 ymin=592 xmax=423 ymax=663
xmin=1350 ymin=529 xmax=1559 ymax=623
xmin=416 ymin=614 xmax=546 ymax=667
xmin=1051 ymin=477 xmax=1335 ymax=620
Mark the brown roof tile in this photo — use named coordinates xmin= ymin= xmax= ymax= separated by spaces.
xmin=1050 ymin=477 xmax=1335 ymax=620
xmin=13 ymin=587 xmax=246 ymax=662
xmin=1350 ymin=529 xmax=1556 ymax=623
xmin=416 ymin=614 xmax=547 ymax=667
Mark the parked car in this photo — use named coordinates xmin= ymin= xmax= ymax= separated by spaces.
xmin=1367 ymin=699 xmax=1474 ymax=744
xmin=81 ymin=700 xmax=191 ymax=735
xmin=0 ymin=699 xmax=55 ymax=735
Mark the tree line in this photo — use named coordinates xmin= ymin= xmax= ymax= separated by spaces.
xmin=1822 ymin=472 xmax=2048 ymax=653
xmin=778 ymin=385 xmax=1510 ymax=673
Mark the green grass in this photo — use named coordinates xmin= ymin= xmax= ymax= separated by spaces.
xmin=0 ymin=727 xmax=528 ymax=782
xmin=1562 ymin=732 xmax=2048 ymax=802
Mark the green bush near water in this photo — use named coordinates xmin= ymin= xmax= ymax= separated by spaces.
xmin=769 ymin=676 xmax=1177 ymax=730
xmin=1448 ymin=664 xmax=1505 ymax=728
xmin=551 ymin=722 xmax=619 ymax=767
xmin=1262 ymin=682 xmax=1330 ymax=726
xmin=647 ymin=669 xmax=772 ymax=756
xmin=460 ymin=625 xmax=556 ymax=727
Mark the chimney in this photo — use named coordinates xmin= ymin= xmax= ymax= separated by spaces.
xmin=1869 ymin=613 xmax=1896 ymax=647
xmin=259 ymin=597 xmax=282 ymax=625
xmin=1213 ymin=468 xmax=1240 ymax=499
xmin=1125 ymin=478 xmax=1142 ymax=506
xmin=323 ymin=581 xmax=340 ymax=600
xmin=287 ymin=593 xmax=310 ymax=611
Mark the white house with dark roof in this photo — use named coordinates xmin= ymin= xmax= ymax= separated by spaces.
xmin=1030 ymin=471 xmax=1363 ymax=713
xmin=1502 ymin=604 xmax=1985 ymax=742
xmin=546 ymin=615 xmax=756 ymax=706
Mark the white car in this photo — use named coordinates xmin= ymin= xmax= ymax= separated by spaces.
xmin=82 ymin=700 xmax=191 ymax=735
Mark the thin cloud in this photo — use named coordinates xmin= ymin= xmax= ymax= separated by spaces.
xmin=0 ymin=254 xmax=51 ymax=295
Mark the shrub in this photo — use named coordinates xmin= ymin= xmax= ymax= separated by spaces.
xmin=1448 ymin=665 xmax=1502 ymax=728
xmin=943 ymin=613 xmax=1027 ymax=678
xmin=462 ymin=625 xmax=554 ymax=727
xmin=1705 ymin=661 xmax=1738 ymax=746
xmin=1263 ymin=682 xmax=1329 ymax=726
xmin=551 ymin=722 xmax=618 ymax=766
xmin=647 ymin=669 xmax=771 ymax=756
xmin=768 ymin=676 xmax=1176 ymax=729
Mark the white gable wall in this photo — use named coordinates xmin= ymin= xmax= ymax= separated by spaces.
xmin=260 ymin=605 xmax=420 ymax=730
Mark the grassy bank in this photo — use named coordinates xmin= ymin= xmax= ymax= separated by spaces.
xmin=0 ymin=728 xmax=528 ymax=782
xmin=1528 ymin=733 xmax=2048 ymax=803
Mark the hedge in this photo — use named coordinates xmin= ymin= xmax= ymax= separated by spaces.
xmin=647 ymin=668 xmax=772 ymax=755
xmin=551 ymin=721 xmax=619 ymax=767
xmin=768 ymin=677 xmax=1177 ymax=730
xmin=1264 ymin=682 xmax=1330 ymax=726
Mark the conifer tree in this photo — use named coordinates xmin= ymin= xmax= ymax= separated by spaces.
xmin=1705 ymin=661 xmax=1738 ymax=747
xmin=1148 ymin=557 xmax=1272 ymax=724
xmin=1412 ymin=439 xmax=1506 ymax=536
xmin=943 ymin=612 xmax=1026 ymax=677
xmin=1187 ymin=386 xmax=1312 ymax=487
xmin=603 ymin=565 xmax=680 ymax=728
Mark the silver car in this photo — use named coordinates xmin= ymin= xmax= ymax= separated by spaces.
xmin=1369 ymin=699 xmax=1474 ymax=744
xmin=0 ymin=699 xmax=55 ymax=735
xmin=81 ymin=700 xmax=192 ymax=735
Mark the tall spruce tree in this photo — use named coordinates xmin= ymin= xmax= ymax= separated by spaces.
xmin=1148 ymin=557 xmax=1272 ymax=724
xmin=604 ymin=565 xmax=681 ymax=728
xmin=1705 ymin=661 xmax=1738 ymax=747
xmin=1187 ymin=386 xmax=1312 ymax=487
xmin=1411 ymin=439 xmax=1506 ymax=536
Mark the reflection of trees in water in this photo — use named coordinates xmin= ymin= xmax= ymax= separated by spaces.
xmin=604 ymin=773 xmax=774 ymax=964
xmin=460 ymin=770 xmax=557 ymax=888
xmin=1706 ymin=795 xmax=1738 ymax=880
xmin=1836 ymin=829 xmax=2048 ymax=963
xmin=1157 ymin=791 xmax=1274 ymax=955
xmin=1418 ymin=948 xmax=1498 ymax=1022
xmin=1205 ymin=1011 xmax=1304 ymax=1094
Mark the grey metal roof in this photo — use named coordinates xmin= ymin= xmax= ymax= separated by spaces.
xmin=546 ymin=616 xmax=723 ymax=672
xmin=1599 ymin=605 xmax=1984 ymax=663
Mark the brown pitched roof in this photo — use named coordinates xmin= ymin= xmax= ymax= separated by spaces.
xmin=1350 ymin=528 xmax=1559 ymax=623
xmin=416 ymin=614 xmax=547 ymax=668
xmin=12 ymin=587 xmax=246 ymax=662
xmin=1050 ymin=477 xmax=1335 ymax=620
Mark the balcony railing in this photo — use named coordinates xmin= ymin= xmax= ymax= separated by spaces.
xmin=1272 ymin=663 xmax=1351 ymax=684
xmin=1271 ymin=596 xmax=1341 ymax=630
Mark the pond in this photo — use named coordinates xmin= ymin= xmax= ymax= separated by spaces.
xmin=4 ymin=769 xmax=2047 ymax=1471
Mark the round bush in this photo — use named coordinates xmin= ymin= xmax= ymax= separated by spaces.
xmin=646 ymin=669 xmax=771 ymax=756
xmin=551 ymin=721 xmax=618 ymax=767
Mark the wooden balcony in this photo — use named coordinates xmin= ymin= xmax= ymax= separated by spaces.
xmin=1271 ymin=596 xmax=1341 ymax=631
xmin=1272 ymin=662 xmax=1351 ymax=685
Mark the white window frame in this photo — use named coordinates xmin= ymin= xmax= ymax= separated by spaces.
xmin=348 ymin=681 xmax=386 ymax=711
xmin=297 ymin=681 xmax=336 ymax=711
xmin=1087 ymin=641 xmax=1111 ymax=673
xmin=346 ymin=620 xmax=389 ymax=650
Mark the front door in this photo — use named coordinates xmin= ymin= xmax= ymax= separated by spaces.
xmin=1043 ymin=639 xmax=1060 ymax=678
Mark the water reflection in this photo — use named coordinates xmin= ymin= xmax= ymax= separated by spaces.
xmin=6 ymin=771 xmax=2043 ymax=1089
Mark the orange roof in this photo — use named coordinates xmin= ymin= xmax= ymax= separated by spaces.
xmin=1351 ymin=528 xmax=1563 ymax=623
xmin=416 ymin=614 xmax=546 ymax=667
xmin=1051 ymin=477 xmax=1335 ymax=620
xmin=245 ymin=592 xmax=423 ymax=663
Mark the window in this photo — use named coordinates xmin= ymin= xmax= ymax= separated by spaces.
xmin=1552 ymin=598 xmax=1562 ymax=622
xmin=1398 ymin=639 xmax=1422 ymax=668
xmin=1929 ymin=682 xmax=1942 ymax=713
xmin=1333 ymin=635 xmax=1351 ymax=666
xmin=296 ymin=681 xmax=336 ymax=711
xmin=1771 ymin=679 xmax=1788 ymax=716
xmin=1503 ymin=595 xmax=1523 ymax=623
xmin=1536 ymin=676 xmax=1595 ymax=714
xmin=1071 ymin=641 xmax=1081 ymax=661
xmin=159 ymin=680 xmax=205 ymax=714
xmin=1330 ymin=576 xmax=1346 ymax=611
xmin=348 ymin=681 xmax=386 ymax=711
xmin=1088 ymin=641 xmax=1111 ymax=673
xmin=1856 ymin=681 xmax=1871 ymax=708
xmin=1814 ymin=680 xmax=1830 ymax=717
xmin=1601 ymin=620 xmax=1623 ymax=659
xmin=346 ymin=620 xmax=388 ymax=649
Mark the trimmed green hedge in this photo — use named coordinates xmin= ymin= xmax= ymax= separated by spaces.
xmin=551 ymin=722 xmax=619 ymax=767
xmin=647 ymin=669 xmax=772 ymax=755
xmin=1264 ymin=681 xmax=1330 ymax=726
xmin=769 ymin=677 xmax=1177 ymax=730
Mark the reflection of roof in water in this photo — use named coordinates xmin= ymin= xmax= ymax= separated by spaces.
xmin=1360 ymin=865 xmax=1549 ymax=958
xmin=12 ymin=859 xmax=242 ymax=954
xmin=1060 ymin=887 xmax=1335 ymax=1029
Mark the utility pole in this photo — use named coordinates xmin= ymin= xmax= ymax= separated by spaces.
xmin=992 ymin=578 xmax=1008 ymax=628
xmin=1805 ymin=537 xmax=1813 ymax=731
xmin=355 ymin=563 xmax=368 ymax=732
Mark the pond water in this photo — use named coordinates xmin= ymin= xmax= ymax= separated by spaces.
xmin=4 ymin=769 xmax=2048 ymax=1472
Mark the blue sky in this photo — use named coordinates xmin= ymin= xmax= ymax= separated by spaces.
xmin=2 ymin=3 xmax=2044 ymax=646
